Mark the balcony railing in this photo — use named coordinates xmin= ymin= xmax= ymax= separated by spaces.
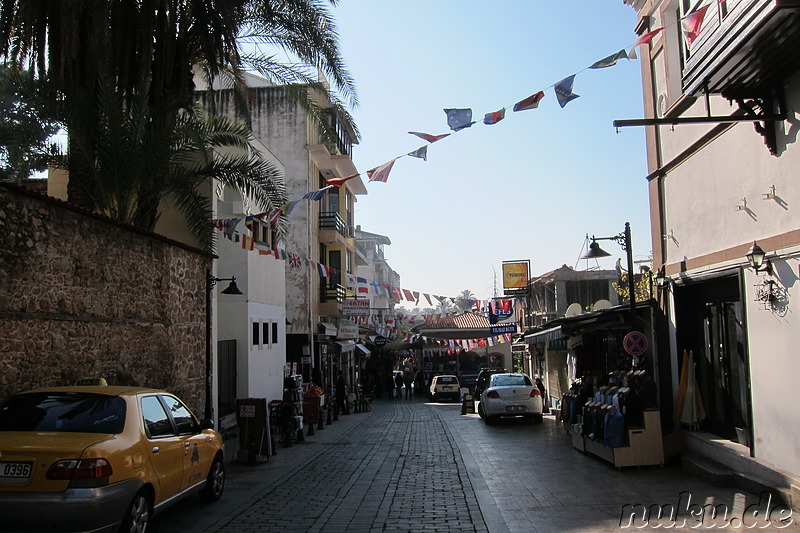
xmin=319 ymin=212 xmax=353 ymax=237
xmin=320 ymin=283 xmax=346 ymax=303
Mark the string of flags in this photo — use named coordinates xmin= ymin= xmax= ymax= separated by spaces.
xmin=220 ymin=0 xmax=725 ymax=303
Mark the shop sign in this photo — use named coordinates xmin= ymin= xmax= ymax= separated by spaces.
xmin=343 ymin=300 xmax=370 ymax=316
xmin=374 ymin=335 xmax=387 ymax=346
xmin=337 ymin=319 xmax=358 ymax=340
xmin=239 ymin=404 xmax=256 ymax=418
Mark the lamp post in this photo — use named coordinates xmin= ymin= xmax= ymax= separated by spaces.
xmin=582 ymin=222 xmax=636 ymax=324
xmin=206 ymin=268 xmax=243 ymax=422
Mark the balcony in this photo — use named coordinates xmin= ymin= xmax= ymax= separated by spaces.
xmin=682 ymin=0 xmax=800 ymax=98
xmin=319 ymin=283 xmax=346 ymax=317
xmin=319 ymin=211 xmax=352 ymax=245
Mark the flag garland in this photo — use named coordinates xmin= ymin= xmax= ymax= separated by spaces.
xmin=213 ymin=1 xmax=725 ymax=314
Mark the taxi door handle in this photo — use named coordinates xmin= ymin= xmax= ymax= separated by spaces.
xmin=184 ymin=442 xmax=191 ymax=448
xmin=152 ymin=446 xmax=160 ymax=454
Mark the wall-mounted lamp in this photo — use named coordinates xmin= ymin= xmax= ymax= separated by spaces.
xmin=745 ymin=242 xmax=772 ymax=274
xmin=654 ymin=267 xmax=669 ymax=289
xmin=734 ymin=197 xmax=748 ymax=211
xmin=762 ymin=185 xmax=776 ymax=200
xmin=205 ymin=269 xmax=244 ymax=422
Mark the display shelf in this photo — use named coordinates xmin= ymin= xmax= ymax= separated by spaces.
xmin=575 ymin=409 xmax=664 ymax=467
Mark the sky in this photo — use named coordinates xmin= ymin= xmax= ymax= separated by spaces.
xmin=330 ymin=1 xmax=651 ymax=304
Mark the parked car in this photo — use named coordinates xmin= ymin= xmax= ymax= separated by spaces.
xmin=0 ymin=382 xmax=225 ymax=532
xmin=474 ymin=368 xmax=507 ymax=398
xmin=428 ymin=375 xmax=461 ymax=402
xmin=478 ymin=373 xmax=543 ymax=424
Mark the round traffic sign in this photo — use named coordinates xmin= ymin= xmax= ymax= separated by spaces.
xmin=623 ymin=331 xmax=648 ymax=356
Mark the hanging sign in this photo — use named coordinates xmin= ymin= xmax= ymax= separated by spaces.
xmin=623 ymin=331 xmax=648 ymax=356
xmin=343 ymin=300 xmax=370 ymax=316
xmin=488 ymin=297 xmax=518 ymax=335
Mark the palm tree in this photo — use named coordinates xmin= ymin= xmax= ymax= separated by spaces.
xmin=0 ymin=0 xmax=357 ymax=224
xmin=455 ymin=289 xmax=477 ymax=312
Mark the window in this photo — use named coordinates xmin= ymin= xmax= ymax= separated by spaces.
xmin=252 ymin=321 xmax=260 ymax=347
xmin=142 ymin=396 xmax=174 ymax=438
xmin=262 ymin=322 xmax=270 ymax=346
xmin=0 ymin=393 xmax=126 ymax=434
xmin=163 ymin=395 xmax=198 ymax=435
xmin=272 ymin=322 xmax=278 ymax=344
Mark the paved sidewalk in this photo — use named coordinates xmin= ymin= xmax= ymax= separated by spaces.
xmin=150 ymin=395 xmax=487 ymax=533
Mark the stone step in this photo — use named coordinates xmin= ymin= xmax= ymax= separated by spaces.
xmin=682 ymin=453 xmax=794 ymax=509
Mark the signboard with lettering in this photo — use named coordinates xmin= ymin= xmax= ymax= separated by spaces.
xmin=343 ymin=299 xmax=371 ymax=317
xmin=502 ymin=261 xmax=530 ymax=290
xmin=337 ymin=319 xmax=359 ymax=340
xmin=488 ymin=297 xmax=518 ymax=335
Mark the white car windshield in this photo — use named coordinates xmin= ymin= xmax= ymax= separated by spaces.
xmin=491 ymin=375 xmax=531 ymax=387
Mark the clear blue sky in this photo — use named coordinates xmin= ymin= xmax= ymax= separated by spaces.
xmin=332 ymin=1 xmax=650 ymax=302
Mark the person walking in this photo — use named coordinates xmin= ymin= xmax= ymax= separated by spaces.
xmin=394 ymin=372 xmax=403 ymax=400
xmin=403 ymin=371 xmax=414 ymax=400
xmin=336 ymin=372 xmax=349 ymax=415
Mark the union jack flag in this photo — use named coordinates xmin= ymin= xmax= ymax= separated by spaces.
xmin=288 ymin=253 xmax=302 ymax=268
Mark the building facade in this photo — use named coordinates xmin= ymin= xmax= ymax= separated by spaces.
xmin=626 ymin=0 xmax=800 ymax=493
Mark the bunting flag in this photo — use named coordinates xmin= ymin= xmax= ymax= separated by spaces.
xmin=424 ymin=293 xmax=432 ymax=306
xmin=316 ymin=262 xmax=328 ymax=278
xmin=370 ymin=280 xmax=382 ymax=294
xmin=266 ymin=208 xmax=282 ymax=227
xmin=356 ymin=276 xmax=369 ymax=294
xmin=513 ymin=91 xmax=545 ymax=112
xmin=302 ymin=186 xmax=332 ymax=200
xmin=628 ymin=27 xmax=664 ymax=59
xmin=589 ymin=49 xmax=630 ymax=69
xmin=408 ymin=131 xmax=451 ymax=143
xmin=554 ymin=75 xmax=580 ymax=108
xmin=345 ymin=272 xmax=357 ymax=287
xmin=403 ymin=288 xmax=415 ymax=301
xmin=326 ymin=174 xmax=359 ymax=188
xmin=223 ymin=218 xmax=241 ymax=240
xmin=281 ymin=199 xmax=302 ymax=216
xmin=682 ymin=4 xmax=711 ymax=45
xmin=483 ymin=108 xmax=506 ymax=125
xmin=288 ymin=252 xmax=302 ymax=268
xmin=412 ymin=291 xmax=420 ymax=304
xmin=407 ymin=146 xmax=428 ymax=160
xmin=392 ymin=286 xmax=403 ymax=301
xmin=444 ymin=108 xmax=475 ymax=131
xmin=367 ymin=158 xmax=397 ymax=183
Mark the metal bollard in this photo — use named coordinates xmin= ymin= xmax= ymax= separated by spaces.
xmin=317 ymin=409 xmax=325 ymax=430
xmin=307 ymin=417 xmax=315 ymax=436
xmin=326 ymin=406 xmax=332 ymax=425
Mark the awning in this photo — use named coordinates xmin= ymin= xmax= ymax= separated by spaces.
xmin=319 ymin=322 xmax=337 ymax=336
xmin=355 ymin=344 xmax=371 ymax=357
xmin=524 ymin=326 xmax=563 ymax=344
xmin=336 ymin=340 xmax=356 ymax=353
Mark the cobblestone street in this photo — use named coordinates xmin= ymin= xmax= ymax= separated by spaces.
xmin=150 ymin=396 xmax=799 ymax=533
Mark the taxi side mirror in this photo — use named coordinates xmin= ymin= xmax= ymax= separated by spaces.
xmin=200 ymin=419 xmax=214 ymax=430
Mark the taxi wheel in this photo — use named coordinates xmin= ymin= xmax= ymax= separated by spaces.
xmin=199 ymin=457 xmax=225 ymax=502
xmin=122 ymin=491 xmax=150 ymax=533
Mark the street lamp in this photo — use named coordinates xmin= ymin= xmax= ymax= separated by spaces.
xmin=206 ymin=268 xmax=243 ymax=422
xmin=582 ymin=222 xmax=636 ymax=323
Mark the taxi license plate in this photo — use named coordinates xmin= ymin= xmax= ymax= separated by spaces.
xmin=506 ymin=406 xmax=525 ymax=412
xmin=0 ymin=462 xmax=32 ymax=479
xmin=442 ymin=386 xmax=452 ymax=391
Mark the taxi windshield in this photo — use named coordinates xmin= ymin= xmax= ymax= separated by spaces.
xmin=0 ymin=392 xmax=126 ymax=434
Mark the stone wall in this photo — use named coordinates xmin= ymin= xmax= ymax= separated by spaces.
xmin=0 ymin=182 xmax=209 ymax=415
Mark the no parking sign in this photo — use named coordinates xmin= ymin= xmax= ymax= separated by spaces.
xmin=623 ymin=331 xmax=648 ymax=356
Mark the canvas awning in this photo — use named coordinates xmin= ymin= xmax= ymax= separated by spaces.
xmin=355 ymin=344 xmax=371 ymax=357
xmin=336 ymin=340 xmax=356 ymax=353
xmin=523 ymin=326 xmax=563 ymax=344
xmin=319 ymin=322 xmax=337 ymax=336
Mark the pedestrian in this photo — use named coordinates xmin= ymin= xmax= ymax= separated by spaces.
xmin=535 ymin=376 xmax=547 ymax=410
xmin=387 ymin=373 xmax=395 ymax=400
xmin=336 ymin=372 xmax=349 ymax=415
xmin=394 ymin=372 xmax=403 ymax=400
xmin=403 ymin=371 xmax=414 ymax=400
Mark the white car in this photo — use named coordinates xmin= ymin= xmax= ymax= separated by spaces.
xmin=479 ymin=373 xmax=543 ymax=424
xmin=428 ymin=375 xmax=460 ymax=402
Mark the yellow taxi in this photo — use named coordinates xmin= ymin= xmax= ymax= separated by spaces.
xmin=0 ymin=381 xmax=225 ymax=532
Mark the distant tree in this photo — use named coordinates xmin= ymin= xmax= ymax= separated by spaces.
xmin=455 ymin=289 xmax=477 ymax=312
xmin=613 ymin=271 xmax=653 ymax=303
